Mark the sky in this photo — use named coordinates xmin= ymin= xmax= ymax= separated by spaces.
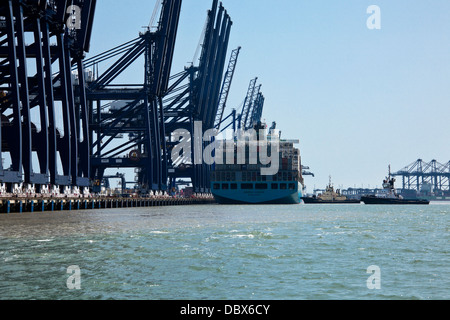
xmin=88 ymin=0 xmax=450 ymax=192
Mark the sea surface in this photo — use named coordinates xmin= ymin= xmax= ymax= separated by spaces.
xmin=0 ymin=202 xmax=448 ymax=300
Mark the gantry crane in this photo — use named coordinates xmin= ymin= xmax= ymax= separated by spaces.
xmin=86 ymin=0 xmax=182 ymax=193
xmin=0 ymin=0 xmax=96 ymax=193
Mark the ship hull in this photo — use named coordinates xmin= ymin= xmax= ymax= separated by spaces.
xmin=212 ymin=189 xmax=300 ymax=205
xmin=301 ymin=197 xmax=360 ymax=204
xmin=361 ymin=196 xmax=429 ymax=205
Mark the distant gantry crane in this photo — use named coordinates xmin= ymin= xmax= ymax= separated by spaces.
xmin=218 ymin=77 xmax=265 ymax=134
xmin=392 ymin=159 xmax=450 ymax=194
xmin=239 ymin=77 xmax=260 ymax=130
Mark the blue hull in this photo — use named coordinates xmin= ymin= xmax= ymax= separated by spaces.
xmin=212 ymin=189 xmax=300 ymax=205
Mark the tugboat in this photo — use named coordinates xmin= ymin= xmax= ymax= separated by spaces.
xmin=301 ymin=177 xmax=360 ymax=204
xmin=361 ymin=166 xmax=430 ymax=205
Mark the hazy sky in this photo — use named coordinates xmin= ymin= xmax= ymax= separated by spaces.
xmin=89 ymin=0 xmax=450 ymax=191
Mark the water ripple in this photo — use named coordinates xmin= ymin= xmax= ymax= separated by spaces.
xmin=0 ymin=203 xmax=448 ymax=299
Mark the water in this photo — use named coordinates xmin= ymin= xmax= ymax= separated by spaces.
xmin=0 ymin=202 xmax=448 ymax=300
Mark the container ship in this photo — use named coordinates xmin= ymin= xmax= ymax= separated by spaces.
xmin=210 ymin=122 xmax=303 ymax=204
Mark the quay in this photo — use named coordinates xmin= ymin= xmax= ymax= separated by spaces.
xmin=0 ymin=196 xmax=216 ymax=214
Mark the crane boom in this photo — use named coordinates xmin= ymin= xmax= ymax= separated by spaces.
xmin=244 ymin=83 xmax=261 ymax=129
xmin=240 ymin=77 xmax=257 ymax=129
xmin=249 ymin=91 xmax=264 ymax=127
xmin=214 ymin=46 xmax=241 ymax=129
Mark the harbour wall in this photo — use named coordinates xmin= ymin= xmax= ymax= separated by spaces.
xmin=0 ymin=196 xmax=216 ymax=214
